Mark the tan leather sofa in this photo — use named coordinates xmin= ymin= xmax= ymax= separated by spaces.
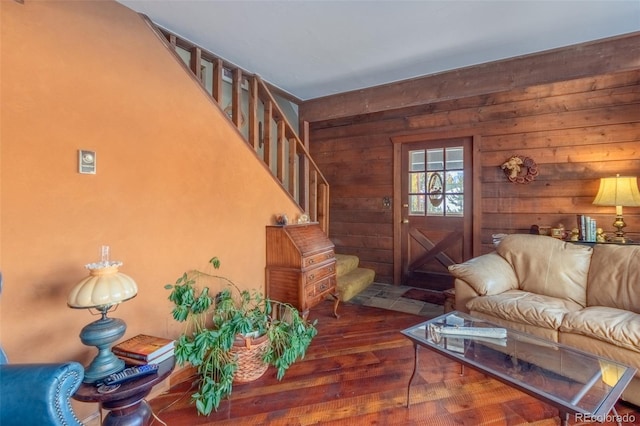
xmin=448 ymin=234 xmax=640 ymax=407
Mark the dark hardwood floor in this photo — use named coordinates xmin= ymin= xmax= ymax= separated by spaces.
xmin=149 ymin=300 xmax=639 ymax=425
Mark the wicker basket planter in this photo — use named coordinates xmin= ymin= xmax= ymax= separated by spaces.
xmin=167 ymin=257 xmax=317 ymax=415
xmin=232 ymin=334 xmax=269 ymax=383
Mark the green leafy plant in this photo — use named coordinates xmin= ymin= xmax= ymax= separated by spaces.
xmin=165 ymin=257 xmax=317 ymax=415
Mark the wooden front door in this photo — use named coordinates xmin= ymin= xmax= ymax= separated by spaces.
xmin=400 ymin=138 xmax=473 ymax=290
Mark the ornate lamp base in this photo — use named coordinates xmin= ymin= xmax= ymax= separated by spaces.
xmin=612 ymin=215 xmax=629 ymax=244
xmin=79 ymin=315 xmax=126 ymax=383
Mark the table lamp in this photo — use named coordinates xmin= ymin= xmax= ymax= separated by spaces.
xmin=67 ymin=246 xmax=137 ymax=383
xmin=592 ymin=174 xmax=640 ymax=243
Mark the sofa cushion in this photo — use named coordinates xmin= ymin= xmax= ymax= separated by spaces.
xmin=448 ymin=252 xmax=518 ymax=295
xmin=560 ymin=306 xmax=640 ymax=354
xmin=466 ymin=289 xmax=583 ymax=330
xmin=587 ymin=244 xmax=640 ymax=313
xmin=497 ymin=234 xmax=592 ymax=307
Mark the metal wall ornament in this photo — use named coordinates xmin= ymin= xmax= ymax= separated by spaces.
xmin=500 ymin=155 xmax=538 ymax=184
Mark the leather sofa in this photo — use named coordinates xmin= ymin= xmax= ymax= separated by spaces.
xmin=448 ymin=234 xmax=640 ymax=406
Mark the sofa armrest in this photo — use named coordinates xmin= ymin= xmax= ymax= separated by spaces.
xmin=448 ymin=252 xmax=518 ymax=296
xmin=454 ymin=278 xmax=479 ymax=314
xmin=0 ymin=362 xmax=84 ymax=426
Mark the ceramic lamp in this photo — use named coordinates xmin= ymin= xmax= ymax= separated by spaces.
xmin=68 ymin=251 xmax=137 ymax=383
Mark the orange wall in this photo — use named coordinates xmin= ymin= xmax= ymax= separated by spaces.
xmin=1 ymin=0 xmax=300 ymax=375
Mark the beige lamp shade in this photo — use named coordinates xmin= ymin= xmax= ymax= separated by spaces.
xmin=67 ymin=261 xmax=138 ymax=309
xmin=593 ymin=175 xmax=640 ymax=209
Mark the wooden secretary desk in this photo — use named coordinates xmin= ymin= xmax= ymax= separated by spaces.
xmin=266 ymin=223 xmax=339 ymax=318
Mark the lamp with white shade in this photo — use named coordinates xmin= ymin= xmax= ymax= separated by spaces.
xmin=67 ymin=246 xmax=137 ymax=383
xmin=592 ymin=175 xmax=640 ymax=243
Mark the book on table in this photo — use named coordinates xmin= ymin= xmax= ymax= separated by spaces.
xmin=116 ymin=348 xmax=174 ymax=366
xmin=113 ymin=334 xmax=175 ymax=362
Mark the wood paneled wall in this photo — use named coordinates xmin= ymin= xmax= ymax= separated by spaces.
xmin=302 ymin=33 xmax=640 ymax=284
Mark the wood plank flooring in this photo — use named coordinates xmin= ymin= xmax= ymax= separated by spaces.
xmin=148 ymin=300 xmax=639 ymax=425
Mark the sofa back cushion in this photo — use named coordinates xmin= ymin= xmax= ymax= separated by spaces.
xmin=587 ymin=244 xmax=640 ymax=313
xmin=497 ymin=234 xmax=592 ymax=307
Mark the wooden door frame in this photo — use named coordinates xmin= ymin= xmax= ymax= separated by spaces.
xmin=391 ymin=133 xmax=482 ymax=285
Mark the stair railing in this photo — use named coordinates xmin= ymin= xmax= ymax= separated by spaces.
xmin=142 ymin=18 xmax=329 ymax=232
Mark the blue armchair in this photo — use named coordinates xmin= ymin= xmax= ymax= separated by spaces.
xmin=0 ymin=344 xmax=85 ymax=426
xmin=0 ymin=272 xmax=85 ymax=425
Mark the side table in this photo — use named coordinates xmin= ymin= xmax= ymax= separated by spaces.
xmin=73 ymin=357 xmax=175 ymax=426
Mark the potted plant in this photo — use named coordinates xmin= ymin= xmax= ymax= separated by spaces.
xmin=165 ymin=257 xmax=318 ymax=415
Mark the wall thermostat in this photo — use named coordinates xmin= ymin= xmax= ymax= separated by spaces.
xmin=79 ymin=150 xmax=96 ymax=174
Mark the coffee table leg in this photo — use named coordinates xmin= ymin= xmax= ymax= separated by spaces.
xmin=407 ymin=343 xmax=419 ymax=408
xmin=611 ymin=406 xmax=621 ymax=426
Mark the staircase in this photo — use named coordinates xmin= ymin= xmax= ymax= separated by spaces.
xmin=141 ymin=17 xmax=375 ymax=294
xmin=335 ymin=254 xmax=375 ymax=302
xmin=141 ymin=17 xmax=330 ymax=233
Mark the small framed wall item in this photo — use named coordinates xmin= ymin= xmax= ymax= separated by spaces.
xmin=79 ymin=150 xmax=96 ymax=174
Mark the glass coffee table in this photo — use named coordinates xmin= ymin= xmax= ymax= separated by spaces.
xmin=401 ymin=312 xmax=636 ymax=425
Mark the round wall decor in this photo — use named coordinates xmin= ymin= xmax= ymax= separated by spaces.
xmin=427 ymin=172 xmax=444 ymax=207
xmin=500 ymin=155 xmax=538 ymax=183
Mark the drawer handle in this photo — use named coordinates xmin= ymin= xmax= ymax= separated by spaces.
xmin=319 ymin=283 xmax=327 ymax=291
xmin=308 ymin=259 xmax=314 ymax=265
xmin=308 ymin=274 xmax=315 ymax=281
xmin=329 ymin=267 xmax=334 ymax=272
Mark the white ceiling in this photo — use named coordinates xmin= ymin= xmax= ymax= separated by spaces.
xmin=118 ymin=0 xmax=640 ymax=100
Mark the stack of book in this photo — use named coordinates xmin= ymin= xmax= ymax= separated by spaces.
xmin=577 ymin=214 xmax=597 ymax=242
xmin=113 ymin=334 xmax=175 ymax=366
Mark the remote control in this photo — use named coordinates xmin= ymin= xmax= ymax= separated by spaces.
xmin=431 ymin=325 xmax=507 ymax=339
xmin=103 ymin=364 xmax=159 ymax=386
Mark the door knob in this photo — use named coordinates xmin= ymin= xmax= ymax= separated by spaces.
xmin=402 ymin=219 xmax=409 ymax=224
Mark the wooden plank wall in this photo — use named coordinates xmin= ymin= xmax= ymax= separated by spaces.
xmin=302 ymin=35 xmax=640 ymax=285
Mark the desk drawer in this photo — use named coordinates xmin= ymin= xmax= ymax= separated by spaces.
xmin=302 ymin=250 xmax=334 ymax=268
xmin=305 ymin=276 xmax=335 ymax=298
xmin=305 ymin=276 xmax=335 ymax=309
xmin=303 ymin=262 xmax=335 ymax=284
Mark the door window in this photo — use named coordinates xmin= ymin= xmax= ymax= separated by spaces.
xmin=408 ymin=147 xmax=464 ymax=217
